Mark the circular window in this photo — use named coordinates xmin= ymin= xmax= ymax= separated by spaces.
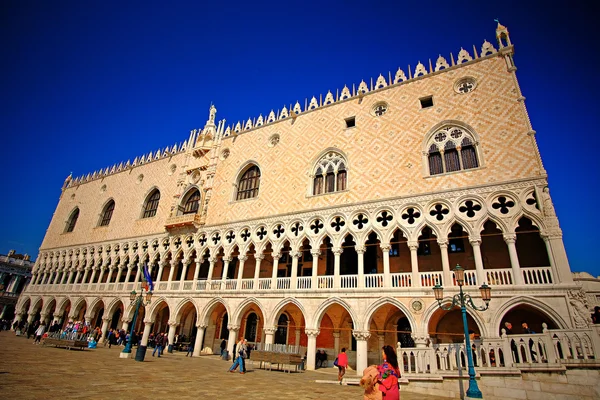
xmin=137 ymin=174 xmax=144 ymax=184
xmin=100 ymin=184 xmax=107 ymax=193
xmin=70 ymin=193 xmax=76 ymax=200
xmin=268 ymin=134 xmax=280 ymax=148
xmin=454 ymin=77 xmax=477 ymax=94
xmin=371 ymin=101 xmax=389 ymax=117
xmin=168 ymin=164 xmax=177 ymax=175
xmin=220 ymin=148 xmax=230 ymax=160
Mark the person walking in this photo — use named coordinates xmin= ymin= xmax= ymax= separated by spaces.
xmin=153 ymin=333 xmax=165 ymax=357
xmin=377 ymin=345 xmax=401 ymax=400
xmin=335 ymin=347 xmax=348 ymax=385
xmin=220 ymin=338 xmax=227 ymax=358
xmin=228 ymin=338 xmax=247 ymax=374
xmin=33 ymin=322 xmax=46 ymax=345
xmin=186 ymin=335 xmax=195 ymax=357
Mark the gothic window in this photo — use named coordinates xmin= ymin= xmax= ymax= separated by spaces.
xmin=183 ymin=189 xmax=200 ymax=214
xmin=426 ymin=126 xmax=479 ymax=176
xmin=461 ymin=137 xmax=479 ymax=169
xmin=236 ymin=165 xmax=261 ymax=200
xmin=99 ymin=200 xmax=115 ymax=227
xmin=312 ymin=152 xmax=347 ymax=195
xmin=142 ymin=189 xmax=160 ymax=218
xmin=65 ymin=208 xmax=79 ymax=233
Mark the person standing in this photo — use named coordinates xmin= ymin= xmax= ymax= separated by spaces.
xmin=336 ymin=348 xmax=348 ymax=385
xmin=377 ymin=345 xmax=400 ymax=400
xmin=186 ymin=335 xmax=195 ymax=357
xmin=153 ymin=333 xmax=165 ymax=357
xmin=34 ymin=322 xmax=46 ymax=345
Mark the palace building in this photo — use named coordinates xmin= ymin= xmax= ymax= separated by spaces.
xmin=16 ymin=23 xmax=600 ymax=385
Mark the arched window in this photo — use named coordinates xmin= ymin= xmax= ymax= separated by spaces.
xmin=426 ymin=126 xmax=479 ymax=176
xmin=313 ymin=151 xmax=347 ymax=195
xmin=99 ymin=200 xmax=115 ymax=226
xmin=183 ymin=189 xmax=200 ymax=214
xmin=65 ymin=208 xmax=79 ymax=233
xmin=236 ymin=165 xmax=261 ymax=200
xmin=142 ymin=190 xmax=160 ymax=218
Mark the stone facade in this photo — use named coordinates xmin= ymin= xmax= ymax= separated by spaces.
xmin=16 ymin=24 xmax=600 ymax=392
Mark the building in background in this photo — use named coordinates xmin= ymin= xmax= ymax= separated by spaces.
xmin=1 ymin=250 xmax=33 ymax=321
xmin=14 ymin=24 xmax=600 ymax=395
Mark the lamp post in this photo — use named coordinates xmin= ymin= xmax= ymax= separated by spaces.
xmin=121 ymin=286 xmax=152 ymax=360
xmin=433 ymin=265 xmax=491 ymax=399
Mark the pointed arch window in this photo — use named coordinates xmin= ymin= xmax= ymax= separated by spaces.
xmin=99 ymin=200 xmax=115 ymax=226
xmin=183 ymin=189 xmax=200 ymax=214
xmin=142 ymin=190 xmax=161 ymax=218
xmin=236 ymin=165 xmax=261 ymax=200
xmin=313 ymin=151 xmax=347 ymax=195
xmin=426 ymin=126 xmax=479 ymax=176
xmin=65 ymin=208 xmax=79 ymax=233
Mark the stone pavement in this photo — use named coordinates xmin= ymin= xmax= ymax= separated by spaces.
xmin=0 ymin=331 xmax=452 ymax=400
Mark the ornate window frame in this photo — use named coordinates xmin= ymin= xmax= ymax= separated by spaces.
xmin=232 ymin=161 xmax=262 ymax=202
xmin=141 ymin=188 xmax=161 ymax=219
xmin=421 ymin=121 xmax=484 ymax=178
xmin=177 ymin=186 xmax=201 ymax=215
xmin=64 ymin=207 xmax=80 ymax=233
xmin=98 ymin=199 xmax=115 ymax=227
xmin=309 ymin=149 xmax=349 ymax=197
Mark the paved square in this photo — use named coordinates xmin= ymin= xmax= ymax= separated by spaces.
xmin=0 ymin=331 xmax=451 ymax=399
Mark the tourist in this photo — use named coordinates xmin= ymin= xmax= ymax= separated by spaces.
xmin=228 ymin=338 xmax=247 ymax=374
xmin=186 ymin=335 xmax=195 ymax=357
xmin=504 ymin=321 xmax=519 ymax=362
xmin=335 ymin=347 xmax=348 ymax=384
xmin=377 ymin=345 xmax=400 ymax=399
xmin=220 ymin=338 xmax=227 ymax=358
xmin=152 ymin=332 xmax=165 ymax=357
xmin=27 ymin=321 xmax=37 ymax=339
xmin=521 ymin=321 xmax=537 ymax=362
xmin=33 ymin=322 xmax=46 ymax=344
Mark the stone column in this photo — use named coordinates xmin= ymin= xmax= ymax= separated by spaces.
xmin=333 ymin=330 xmax=341 ymax=356
xmin=81 ymin=268 xmax=90 ymax=284
xmin=100 ymin=317 xmax=111 ymax=341
xmin=193 ymin=324 xmax=207 ymax=356
xmin=381 ymin=244 xmax=391 ymax=287
xmin=470 ymin=237 xmax=486 ymax=285
xmin=207 ymin=257 xmax=217 ymax=283
xmin=408 ymin=241 xmax=420 ymax=287
xmin=116 ymin=265 xmax=124 ymax=283
xmin=295 ymin=329 xmax=301 ymax=348
xmin=504 ymin=234 xmax=523 ymax=285
xmin=121 ymin=320 xmax=130 ymax=333
xmin=438 ymin=240 xmax=451 ymax=286
xmin=155 ymin=262 xmax=165 ymax=284
xmin=124 ymin=266 xmax=132 ymax=284
xmin=236 ymin=256 xmax=247 ymax=290
xmin=333 ymin=247 xmax=342 ymax=289
xmin=97 ymin=266 xmax=106 ymax=284
xmin=270 ymin=253 xmax=281 ymax=289
xmin=221 ymin=257 xmax=231 ymax=290
xmin=27 ymin=312 xmax=35 ymax=324
xmin=311 ymin=251 xmax=320 ymax=289
xmin=264 ymin=327 xmax=276 ymax=349
xmin=227 ymin=325 xmax=240 ymax=357
xmin=52 ymin=271 xmax=61 ymax=284
xmin=105 ymin=266 xmax=115 ymax=284
xmin=74 ymin=268 xmax=82 ymax=284
xmin=167 ymin=321 xmax=178 ymax=353
xmin=305 ymin=329 xmax=320 ymax=371
xmin=180 ymin=259 xmax=190 ymax=284
xmin=193 ymin=259 xmax=201 ymax=285
xmin=356 ymin=246 xmax=365 ymax=289
xmin=141 ymin=321 xmax=153 ymax=346
xmin=252 ymin=254 xmax=263 ymax=289
xmin=40 ymin=313 xmax=48 ymax=325
xmin=66 ymin=270 xmax=75 ymax=284
xmin=544 ymin=235 xmax=573 ymax=283
xmin=167 ymin=260 xmax=177 ymax=283
xmin=134 ymin=263 xmax=142 ymax=284
xmin=354 ymin=330 xmax=371 ymax=376
xmin=290 ymin=252 xmax=300 ymax=290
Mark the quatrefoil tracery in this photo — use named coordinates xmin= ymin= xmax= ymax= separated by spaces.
xmin=212 ymin=233 xmax=221 ymax=245
xmin=458 ymin=200 xmax=482 ymax=218
xmin=492 ymin=196 xmax=515 ymax=215
xmin=240 ymin=229 xmax=250 ymax=242
xmin=273 ymin=224 xmax=285 ymax=239
xmin=331 ymin=217 xmax=346 ymax=232
xmin=256 ymin=227 xmax=267 ymax=240
xmin=430 ymin=204 xmax=449 ymax=221
xmin=226 ymin=231 xmax=235 ymax=244
xmin=291 ymin=222 xmax=303 ymax=237
xmin=198 ymin=235 xmax=207 ymax=246
xmin=353 ymin=214 xmax=368 ymax=230
xmin=401 ymin=208 xmax=421 ymax=225
xmin=376 ymin=210 xmax=393 ymax=227
xmin=311 ymin=219 xmax=324 ymax=234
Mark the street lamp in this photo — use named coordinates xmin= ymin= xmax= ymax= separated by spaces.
xmin=433 ymin=264 xmax=491 ymax=399
xmin=121 ymin=286 xmax=153 ymax=360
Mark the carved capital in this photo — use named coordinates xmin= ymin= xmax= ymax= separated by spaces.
xmin=311 ymin=250 xmax=321 ymax=257
xmin=352 ymin=330 xmax=371 ymax=341
xmin=121 ymin=318 xmax=132 ymax=324
xmin=305 ymin=329 xmax=320 ymax=338
xmin=254 ymin=254 xmax=265 ymax=261
xmin=469 ymin=237 xmax=482 ymax=246
xmin=238 ymin=256 xmax=248 ymax=262
xmin=291 ymin=252 xmax=302 ymax=259
xmin=503 ymin=234 xmax=517 ymax=244
xmin=168 ymin=321 xmax=179 ymax=328
xmin=437 ymin=240 xmax=449 ymax=248
xmin=208 ymin=257 xmax=218 ymax=264
xmin=332 ymin=247 xmax=343 ymax=256
xmin=271 ymin=253 xmax=281 ymax=260
xmin=228 ymin=325 xmax=240 ymax=332
xmin=332 ymin=331 xmax=341 ymax=339
xmin=407 ymin=241 xmax=419 ymax=250
xmin=355 ymin=245 xmax=366 ymax=254
xmin=196 ymin=324 xmax=208 ymax=330
xmin=380 ymin=243 xmax=391 ymax=252
xmin=263 ymin=327 xmax=276 ymax=335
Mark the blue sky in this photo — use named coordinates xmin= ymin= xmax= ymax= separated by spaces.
xmin=1 ymin=1 xmax=598 ymax=275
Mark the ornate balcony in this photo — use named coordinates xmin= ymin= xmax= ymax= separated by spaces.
xmin=164 ymin=213 xmax=202 ymax=229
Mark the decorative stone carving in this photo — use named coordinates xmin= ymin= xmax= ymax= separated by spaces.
xmin=352 ymin=330 xmax=371 ymax=341
xmin=568 ymin=289 xmax=591 ymax=328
